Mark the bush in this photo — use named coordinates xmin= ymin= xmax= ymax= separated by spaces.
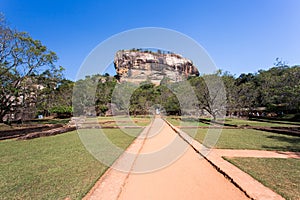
xmin=50 ymin=106 xmax=73 ymax=118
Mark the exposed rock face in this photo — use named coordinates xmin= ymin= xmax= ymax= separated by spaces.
xmin=114 ymin=50 xmax=199 ymax=84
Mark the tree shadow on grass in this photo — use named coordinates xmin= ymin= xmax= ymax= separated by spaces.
xmin=254 ymin=127 xmax=300 ymax=137
xmin=262 ymin=135 xmax=300 ymax=152
xmin=182 ymin=118 xmax=237 ymax=127
xmin=181 ymin=118 xmax=211 ymax=125
xmin=249 ymin=117 xmax=300 ymax=126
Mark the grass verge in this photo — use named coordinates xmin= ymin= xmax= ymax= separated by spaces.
xmin=166 ymin=116 xmax=300 ymax=127
xmin=182 ymin=128 xmax=300 ymax=152
xmin=0 ymin=129 xmax=137 ymax=200
xmin=165 ymin=117 xmax=209 ymax=127
xmin=224 ymin=157 xmax=300 ymax=200
xmin=225 ymin=118 xmax=300 ymax=127
xmin=98 ymin=116 xmax=151 ymax=127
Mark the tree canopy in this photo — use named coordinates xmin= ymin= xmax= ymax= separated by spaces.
xmin=0 ymin=14 xmax=65 ymax=122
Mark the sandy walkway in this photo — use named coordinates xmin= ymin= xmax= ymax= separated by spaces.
xmin=117 ymin=118 xmax=249 ymax=200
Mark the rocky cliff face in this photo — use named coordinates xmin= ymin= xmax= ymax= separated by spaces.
xmin=114 ymin=50 xmax=199 ymax=84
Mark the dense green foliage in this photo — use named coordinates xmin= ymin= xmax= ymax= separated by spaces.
xmin=72 ymin=63 xmax=300 ymax=119
xmin=0 ymin=14 xmax=69 ymax=122
xmin=72 ymin=75 xmax=117 ymax=116
xmin=129 ymin=81 xmax=181 ymax=115
xmin=222 ymin=61 xmax=300 ymax=116
xmin=36 ymin=78 xmax=74 ymax=117
xmin=49 ymin=105 xmax=73 ymax=118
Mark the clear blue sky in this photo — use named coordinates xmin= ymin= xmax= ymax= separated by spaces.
xmin=2 ymin=0 xmax=300 ymax=80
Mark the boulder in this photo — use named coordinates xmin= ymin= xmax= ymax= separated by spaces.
xmin=114 ymin=49 xmax=199 ymax=84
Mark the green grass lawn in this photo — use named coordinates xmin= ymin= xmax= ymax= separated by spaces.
xmin=27 ymin=118 xmax=71 ymax=125
xmin=98 ymin=116 xmax=151 ymax=127
xmin=0 ymin=129 xmax=137 ymax=200
xmin=0 ymin=119 xmax=70 ymax=131
xmin=182 ymin=128 xmax=300 ymax=152
xmin=166 ymin=116 xmax=300 ymax=127
xmin=225 ymin=157 xmax=300 ymax=200
xmin=0 ymin=123 xmax=12 ymax=130
xmin=165 ymin=117 xmax=209 ymax=127
xmin=224 ymin=118 xmax=300 ymax=127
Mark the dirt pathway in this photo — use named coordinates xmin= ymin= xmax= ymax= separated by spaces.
xmin=116 ymin=118 xmax=249 ymax=200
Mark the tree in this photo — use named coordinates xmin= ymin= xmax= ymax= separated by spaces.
xmin=0 ymin=15 xmax=61 ymax=122
xmin=95 ymin=75 xmax=117 ymax=116
xmin=188 ymin=74 xmax=226 ymax=120
xmin=38 ymin=78 xmax=74 ymax=118
xmin=221 ymin=71 xmax=238 ymax=115
xmin=72 ymin=75 xmax=99 ymax=116
xmin=35 ymin=67 xmax=66 ymax=116
xmin=157 ymin=85 xmax=180 ymax=115
xmin=55 ymin=79 xmax=74 ymax=109
xmin=257 ymin=63 xmax=300 ymax=112
xmin=129 ymin=82 xmax=158 ymax=115
xmin=234 ymin=73 xmax=256 ymax=109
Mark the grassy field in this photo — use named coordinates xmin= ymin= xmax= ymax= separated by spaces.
xmin=225 ymin=157 xmax=300 ymax=200
xmin=0 ymin=123 xmax=12 ymax=130
xmin=0 ymin=116 xmax=151 ymax=131
xmin=26 ymin=118 xmax=71 ymax=125
xmin=224 ymin=118 xmax=300 ymax=127
xmin=182 ymin=128 xmax=300 ymax=152
xmin=165 ymin=116 xmax=300 ymax=151
xmin=0 ymin=128 xmax=137 ymax=200
xmin=0 ymin=119 xmax=70 ymax=131
xmin=166 ymin=116 xmax=300 ymax=127
xmin=165 ymin=117 xmax=209 ymax=127
xmin=98 ymin=116 xmax=151 ymax=127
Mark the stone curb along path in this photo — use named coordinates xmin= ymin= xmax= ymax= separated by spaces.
xmin=164 ymin=119 xmax=287 ymax=200
xmin=213 ymin=149 xmax=300 ymax=159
